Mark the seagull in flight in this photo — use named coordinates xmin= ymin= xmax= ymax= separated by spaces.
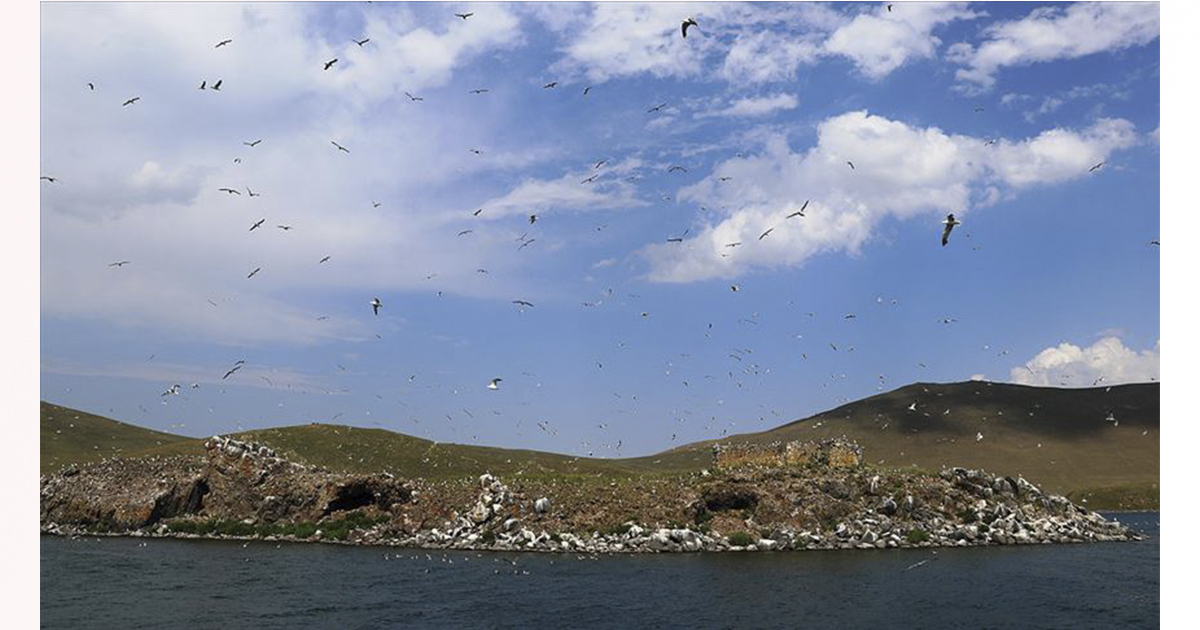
xmin=581 ymin=174 xmax=600 ymax=184
xmin=246 ymin=187 xmax=261 ymax=197
xmin=87 ymin=82 xmax=94 ymax=90
xmin=324 ymin=58 xmax=338 ymax=70
xmin=211 ymin=79 xmax=223 ymax=91
xmin=370 ymin=297 xmax=382 ymax=316
xmin=543 ymin=81 xmax=558 ymax=89
xmin=647 ymin=103 xmax=668 ymax=113
xmin=1088 ymin=161 xmax=1105 ymax=173
xmin=215 ymin=39 xmax=232 ymax=48
xmin=331 ymin=141 xmax=350 ymax=153
xmin=122 ymin=96 xmax=140 ymax=106
xmin=668 ymin=165 xmax=688 ymax=173
xmin=218 ymin=187 xmax=241 ymax=195
xmin=244 ymin=139 xmax=263 ymax=147
xmin=247 ymin=267 xmax=262 ymax=279
xmin=319 ymin=255 xmax=331 ymax=264
xmin=199 ymin=80 xmax=206 ymax=90
xmin=469 ymin=88 xmax=490 ymax=94
xmin=941 ymin=213 xmax=961 ymax=246
xmin=487 ymin=378 xmax=502 ymax=390
xmin=108 ymin=260 xmax=131 ymax=267
xmin=528 ymin=214 xmax=538 ymax=224
xmin=681 ymin=17 xmax=698 ymax=38
xmin=457 ymin=229 xmax=474 ymax=236
xmin=222 ymin=364 xmax=243 ymax=380
xmin=353 ymin=37 xmax=370 ymax=47
xmin=249 ymin=218 xmax=265 ymax=231
xmin=759 ymin=227 xmax=775 ymax=240
xmin=512 ymin=300 xmax=534 ymax=308
xmin=786 ymin=200 xmax=809 ymax=219
xmin=583 ymin=86 xmax=593 ymax=95
xmin=846 ymin=160 xmax=855 ymax=170
xmin=40 ymin=176 xmax=58 ymax=183
xmin=907 ymin=402 xmax=917 ymax=412
xmin=276 ymin=224 xmax=292 ymax=231
xmin=456 ymin=12 xmax=474 ymax=20
xmin=162 ymin=384 xmax=181 ymax=397
xmin=404 ymin=92 xmax=424 ymax=102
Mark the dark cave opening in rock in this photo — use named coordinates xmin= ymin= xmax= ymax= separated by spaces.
xmin=324 ymin=482 xmax=376 ymax=515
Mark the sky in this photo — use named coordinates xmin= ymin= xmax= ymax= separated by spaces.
xmin=39 ymin=1 xmax=1161 ymax=458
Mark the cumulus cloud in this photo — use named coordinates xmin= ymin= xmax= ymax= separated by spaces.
xmin=642 ymin=111 xmax=1140 ymax=282
xmin=948 ymin=2 xmax=1159 ymax=91
xmin=698 ymin=93 xmax=799 ymax=118
xmin=1010 ymin=337 xmax=1159 ymax=387
xmin=824 ymin=2 xmax=980 ymax=79
xmin=719 ymin=31 xmax=822 ymax=84
xmin=477 ymin=158 xmax=648 ymax=220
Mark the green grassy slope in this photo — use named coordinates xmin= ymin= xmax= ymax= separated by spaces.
xmin=667 ymin=381 xmax=1160 ymax=507
xmin=40 ymin=402 xmax=203 ymax=473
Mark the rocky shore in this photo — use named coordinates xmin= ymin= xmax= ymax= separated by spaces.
xmin=41 ymin=435 xmax=1141 ymax=553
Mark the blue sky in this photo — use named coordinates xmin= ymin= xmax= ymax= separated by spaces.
xmin=39 ymin=2 xmax=1160 ymax=457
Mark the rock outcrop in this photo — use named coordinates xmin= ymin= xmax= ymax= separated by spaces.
xmin=41 ymin=437 xmax=1141 ymax=553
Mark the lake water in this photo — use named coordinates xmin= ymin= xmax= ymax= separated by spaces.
xmin=41 ymin=512 xmax=1159 ymax=629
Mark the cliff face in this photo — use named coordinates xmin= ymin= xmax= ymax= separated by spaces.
xmin=40 ymin=435 xmax=1141 ymax=553
xmin=40 ymin=435 xmax=412 ymax=531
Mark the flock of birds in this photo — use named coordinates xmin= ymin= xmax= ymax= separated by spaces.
xmin=41 ymin=7 xmax=1158 ymax=461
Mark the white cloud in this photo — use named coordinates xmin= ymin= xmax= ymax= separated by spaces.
xmin=1010 ymin=337 xmax=1159 ymax=387
xmin=477 ymin=158 xmax=648 ymax=220
xmin=698 ymin=93 xmax=799 ymax=118
xmin=642 ymin=111 xmax=1140 ymax=282
xmin=823 ymin=3 xmax=980 ymax=80
xmin=949 ymin=2 xmax=1159 ymax=91
xmin=719 ymin=31 xmax=822 ymax=84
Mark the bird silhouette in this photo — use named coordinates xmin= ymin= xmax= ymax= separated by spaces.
xmin=244 ymin=139 xmax=263 ymax=147
xmin=331 ymin=141 xmax=350 ymax=153
xmin=324 ymin=58 xmax=338 ymax=70
xmin=122 ymin=97 xmax=140 ymax=106
xmin=249 ymin=218 xmax=265 ymax=231
xmin=455 ymin=12 xmax=474 ymax=20
xmin=215 ymin=39 xmax=232 ymax=48
xmin=371 ymin=297 xmax=382 ymax=315
xmin=354 ymin=38 xmax=370 ymax=47
xmin=682 ymin=17 xmax=698 ymax=38
xmin=941 ymin=213 xmax=961 ymax=246
xmin=247 ymin=267 xmax=262 ymax=279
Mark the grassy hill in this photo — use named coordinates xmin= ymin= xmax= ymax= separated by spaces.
xmin=40 ymin=402 xmax=204 ymax=473
xmin=668 ymin=381 xmax=1160 ymax=508
xmin=41 ymin=380 xmax=1159 ymax=508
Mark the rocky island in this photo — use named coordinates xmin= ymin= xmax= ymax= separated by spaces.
xmin=40 ymin=434 xmax=1140 ymax=553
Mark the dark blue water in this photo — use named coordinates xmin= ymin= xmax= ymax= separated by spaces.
xmin=41 ymin=512 xmax=1158 ymax=629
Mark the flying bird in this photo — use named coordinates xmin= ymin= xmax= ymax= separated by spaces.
xmin=681 ymin=17 xmax=698 ymax=38
xmin=331 ymin=141 xmax=350 ymax=153
xmin=108 ymin=260 xmax=131 ymax=267
xmin=512 ymin=300 xmax=534 ymax=308
xmin=543 ymin=81 xmax=558 ymax=89
xmin=473 ymin=208 xmax=483 ymax=216
xmin=458 ymin=229 xmax=474 ymax=236
xmin=212 ymin=79 xmax=223 ymax=91
xmin=324 ymin=58 xmax=338 ymax=70
xmin=247 ymin=267 xmax=262 ymax=279
xmin=647 ymin=103 xmax=668 ymax=113
xmin=846 ymin=160 xmax=855 ymax=170
xmin=456 ymin=12 xmax=474 ymax=20
xmin=215 ymin=39 xmax=232 ymax=48
xmin=40 ymin=176 xmax=58 ymax=183
xmin=583 ymin=86 xmax=593 ymax=95
xmin=404 ymin=92 xmax=424 ymax=102
xmin=87 ymin=82 xmax=94 ymax=90
xmin=162 ymin=384 xmax=181 ymax=397
xmin=470 ymin=88 xmax=490 ymax=94
xmin=244 ymin=139 xmax=263 ymax=147
xmin=222 ymin=364 xmax=243 ymax=380
xmin=941 ymin=213 xmax=961 ymax=246
xmin=354 ymin=37 xmax=370 ymax=47
xmin=218 ymin=187 xmax=241 ymax=195
xmin=1149 ymin=240 xmax=1159 ymax=246
xmin=786 ymin=200 xmax=810 ymax=218
xmin=668 ymin=165 xmax=688 ymax=173
xmin=370 ymin=297 xmax=382 ymax=315
xmin=759 ymin=227 xmax=775 ymax=240
xmin=249 ymin=218 xmax=265 ymax=231
xmin=122 ymin=97 xmax=140 ymax=106
xmin=528 ymin=214 xmax=538 ymax=224
xmin=276 ymin=224 xmax=292 ymax=231
xmin=581 ymin=174 xmax=600 ymax=184
xmin=487 ymin=378 xmax=502 ymax=390
xmin=1088 ymin=161 xmax=1105 ymax=173
xmin=319 ymin=255 xmax=331 ymax=263
xmin=198 ymin=81 xmax=206 ymax=90
xmin=246 ymin=188 xmax=261 ymax=197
